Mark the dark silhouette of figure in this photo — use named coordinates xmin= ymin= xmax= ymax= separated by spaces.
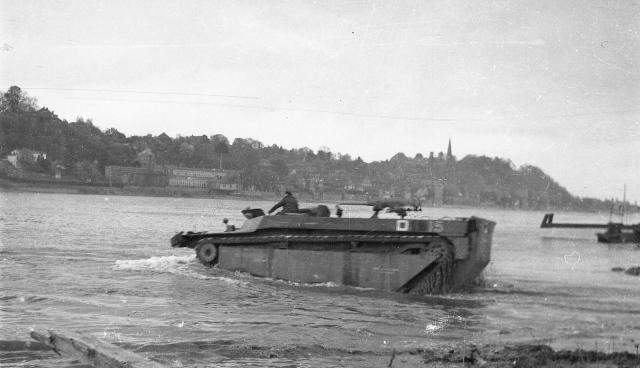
xmin=367 ymin=199 xmax=417 ymax=219
xmin=241 ymin=207 xmax=265 ymax=219
xmin=388 ymin=207 xmax=407 ymax=219
xmin=335 ymin=205 xmax=343 ymax=218
xmin=222 ymin=218 xmax=235 ymax=232
xmin=268 ymin=191 xmax=299 ymax=215
xmin=371 ymin=203 xmax=383 ymax=218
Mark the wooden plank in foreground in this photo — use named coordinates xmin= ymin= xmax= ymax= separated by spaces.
xmin=30 ymin=329 xmax=167 ymax=368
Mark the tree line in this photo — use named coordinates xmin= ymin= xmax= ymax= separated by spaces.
xmin=0 ymin=86 xmax=625 ymax=211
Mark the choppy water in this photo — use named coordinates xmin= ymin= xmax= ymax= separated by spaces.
xmin=1 ymin=191 xmax=638 ymax=367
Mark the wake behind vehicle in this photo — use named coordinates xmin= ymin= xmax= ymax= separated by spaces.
xmin=171 ymin=207 xmax=495 ymax=295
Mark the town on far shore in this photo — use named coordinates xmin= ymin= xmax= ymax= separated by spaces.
xmin=3 ymin=140 xmax=470 ymax=206
xmin=1 ymin=86 xmax=637 ymax=212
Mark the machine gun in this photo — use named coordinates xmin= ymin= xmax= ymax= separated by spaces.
xmin=340 ymin=199 xmax=422 ymax=219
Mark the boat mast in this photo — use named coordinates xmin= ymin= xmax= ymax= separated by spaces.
xmin=609 ymin=198 xmax=613 ymax=223
xmin=621 ymin=184 xmax=626 ymax=223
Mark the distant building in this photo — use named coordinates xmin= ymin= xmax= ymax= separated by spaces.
xmin=104 ymin=164 xmax=240 ymax=190
xmin=136 ymin=148 xmax=156 ymax=170
xmin=6 ymin=149 xmax=47 ymax=169
xmin=168 ymin=167 xmax=239 ymax=191
xmin=169 ymin=176 xmax=209 ymax=188
xmin=446 ymin=138 xmax=456 ymax=162
xmin=422 ymin=139 xmax=458 ymax=205
xmin=444 ymin=138 xmax=457 ymax=204
xmin=361 ymin=177 xmax=373 ymax=190
xmin=53 ymin=163 xmax=66 ymax=179
xmin=169 ymin=167 xmax=232 ymax=180
xmin=105 ymin=166 xmax=168 ymax=187
xmin=344 ymin=178 xmax=373 ymax=193
xmin=7 ymin=154 xmax=16 ymax=167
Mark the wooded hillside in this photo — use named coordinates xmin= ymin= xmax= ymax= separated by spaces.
xmin=0 ymin=86 xmax=620 ymax=211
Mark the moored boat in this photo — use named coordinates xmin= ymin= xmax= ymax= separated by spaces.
xmin=171 ymin=208 xmax=495 ymax=294
xmin=540 ymin=213 xmax=640 ymax=244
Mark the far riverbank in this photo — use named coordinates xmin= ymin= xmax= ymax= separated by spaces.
xmin=0 ymin=178 xmax=278 ymax=201
xmin=0 ymin=178 xmax=373 ymax=204
xmin=1 ymin=178 xmax=628 ymax=215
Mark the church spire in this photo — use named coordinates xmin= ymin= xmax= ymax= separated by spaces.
xmin=446 ymin=138 xmax=452 ymax=159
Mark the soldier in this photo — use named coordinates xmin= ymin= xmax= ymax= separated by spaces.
xmin=268 ymin=191 xmax=299 ymax=215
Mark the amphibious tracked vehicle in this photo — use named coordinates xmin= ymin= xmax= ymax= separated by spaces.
xmin=171 ymin=208 xmax=495 ymax=294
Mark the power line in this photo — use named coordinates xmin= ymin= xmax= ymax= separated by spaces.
xmin=22 ymin=86 xmax=640 ymax=123
xmin=22 ymin=87 xmax=259 ymax=100
xmin=59 ymin=94 xmax=640 ymax=123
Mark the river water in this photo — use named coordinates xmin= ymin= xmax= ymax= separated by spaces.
xmin=1 ymin=191 xmax=639 ymax=367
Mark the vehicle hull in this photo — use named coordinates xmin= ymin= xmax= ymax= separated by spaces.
xmin=171 ymin=215 xmax=495 ymax=294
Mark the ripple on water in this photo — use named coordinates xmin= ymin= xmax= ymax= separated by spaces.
xmin=112 ymin=255 xmax=247 ymax=285
xmin=2 ymin=192 xmax=640 ymax=367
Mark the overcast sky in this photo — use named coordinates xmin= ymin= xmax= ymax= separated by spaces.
xmin=1 ymin=0 xmax=639 ymax=202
